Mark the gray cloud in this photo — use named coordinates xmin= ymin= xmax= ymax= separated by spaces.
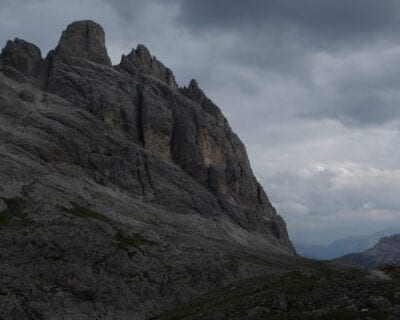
xmin=1 ymin=0 xmax=400 ymax=244
xmin=178 ymin=0 xmax=400 ymax=47
xmin=175 ymin=0 xmax=400 ymax=126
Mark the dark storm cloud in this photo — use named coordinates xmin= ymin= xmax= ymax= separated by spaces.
xmin=175 ymin=0 xmax=400 ymax=126
xmin=178 ymin=0 xmax=400 ymax=47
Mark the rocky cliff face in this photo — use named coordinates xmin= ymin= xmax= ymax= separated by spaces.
xmin=0 ymin=38 xmax=43 ymax=83
xmin=44 ymin=20 xmax=290 ymax=246
xmin=0 ymin=20 xmax=294 ymax=319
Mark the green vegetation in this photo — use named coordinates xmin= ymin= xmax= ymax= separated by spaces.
xmin=152 ymin=267 xmax=400 ymax=320
xmin=114 ymin=229 xmax=156 ymax=248
xmin=19 ymin=89 xmax=36 ymax=102
xmin=62 ymin=203 xmax=157 ymax=250
xmin=379 ymin=264 xmax=400 ymax=280
xmin=0 ymin=197 xmax=33 ymax=227
xmin=63 ymin=203 xmax=114 ymax=226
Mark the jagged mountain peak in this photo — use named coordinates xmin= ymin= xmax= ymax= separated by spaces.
xmin=56 ymin=20 xmax=111 ymax=65
xmin=2 ymin=17 xmax=400 ymax=320
xmin=0 ymin=20 xmax=293 ymax=253
xmin=0 ymin=20 xmax=295 ymax=318
xmin=119 ymin=43 xmax=178 ymax=89
xmin=189 ymin=78 xmax=199 ymax=88
xmin=182 ymin=78 xmax=206 ymax=98
xmin=0 ymin=37 xmax=42 ymax=81
xmin=134 ymin=44 xmax=153 ymax=63
xmin=1 ymin=37 xmax=42 ymax=61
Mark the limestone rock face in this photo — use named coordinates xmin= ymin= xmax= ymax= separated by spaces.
xmin=0 ymin=38 xmax=42 ymax=81
xmin=55 ymin=20 xmax=111 ymax=65
xmin=120 ymin=44 xmax=178 ymax=89
xmin=3 ymin=19 xmax=294 ymax=251
xmin=0 ymin=20 xmax=295 ymax=319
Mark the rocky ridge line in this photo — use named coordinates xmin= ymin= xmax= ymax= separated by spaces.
xmin=338 ymin=234 xmax=400 ymax=268
xmin=0 ymin=20 xmax=293 ymax=250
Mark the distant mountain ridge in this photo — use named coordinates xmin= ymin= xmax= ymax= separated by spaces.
xmin=337 ymin=234 xmax=400 ymax=269
xmin=295 ymin=228 xmax=400 ymax=260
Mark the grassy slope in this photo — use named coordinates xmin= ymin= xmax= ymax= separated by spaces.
xmin=152 ymin=263 xmax=400 ymax=320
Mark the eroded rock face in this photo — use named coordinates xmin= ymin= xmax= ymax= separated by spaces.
xmin=120 ymin=44 xmax=178 ymax=89
xmin=3 ymin=20 xmax=293 ymax=249
xmin=0 ymin=38 xmax=42 ymax=82
xmin=0 ymin=20 xmax=295 ymax=319
xmin=55 ymin=20 xmax=111 ymax=65
xmin=42 ymin=22 xmax=291 ymax=247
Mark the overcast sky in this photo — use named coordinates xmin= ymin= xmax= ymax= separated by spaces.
xmin=2 ymin=0 xmax=400 ymax=244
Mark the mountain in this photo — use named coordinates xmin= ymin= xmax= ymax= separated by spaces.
xmin=3 ymin=20 xmax=400 ymax=320
xmin=337 ymin=234 xmax=400 ymax=269
xmin=295 ymin=228 xmax=400 ymax=260
xmin=0 ymin=20 xmax=294 ymax=319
